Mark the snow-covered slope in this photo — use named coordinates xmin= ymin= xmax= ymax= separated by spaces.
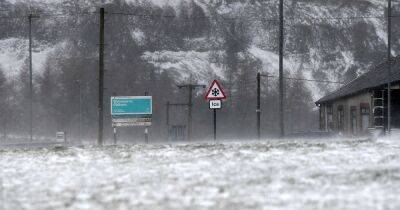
xmin=0 ymin=0 xmax=392 ymax=101
xmin=141 ymin=46 xmax=336 ymax=100
xmin=0 ymin=38 xmax=27 ymax=77
xmin=142 ymin=50 xmax=225 ymax=84
xmin=0 ymin=38 xmax=63 ymax=77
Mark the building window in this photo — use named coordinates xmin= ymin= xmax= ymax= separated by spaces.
xmin=337 ymin=105 xmax=344 ymax=131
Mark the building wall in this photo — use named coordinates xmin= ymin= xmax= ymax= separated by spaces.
xmin=319 ymin=91 xmax=372 ymax=135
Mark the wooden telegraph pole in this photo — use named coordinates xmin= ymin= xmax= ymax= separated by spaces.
xmin=29 ymin=14 xmax=33 ymax=142
xmin=257 ymin=73 xmax=271 ymax=140
xmin=279 ymin=0 xmax=285 ymax=138
xmin=28 ymin=13 xmax=39 ymax=142
xmin=98 ymin=7 xmax=105 ymax=145
xmin=387 ymin=0 xmax=392 ymax=134
xmin=256 ymin=72 xmax=261 ymax=140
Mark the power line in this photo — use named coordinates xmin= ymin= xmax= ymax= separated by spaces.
xmin=0 ymin=11 xmax=96 ymax=19
xmin=2 ymin=10 xmax=400 ymax=21
xmin=260 ymin=74 xmax=345 ymax=84
xmin=107 ymin=12 xmax=400 ymax=22
xmin=288 ymin=15 xmax=394 ymax=22
xmin=108 ymin=11 xmax=281 ymax=22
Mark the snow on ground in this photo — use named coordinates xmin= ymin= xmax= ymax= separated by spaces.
xmin=1 ymin=139 xmax=400 ymax=210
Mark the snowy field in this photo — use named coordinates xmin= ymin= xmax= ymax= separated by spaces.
xmin=1 ymin=138 xmax=400 ymax=210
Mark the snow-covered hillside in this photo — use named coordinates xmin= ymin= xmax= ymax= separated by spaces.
xmin=0 ymin=0 xmax=393 ymax=100
xmin=0 ymin=38 xmax=60 ymax=77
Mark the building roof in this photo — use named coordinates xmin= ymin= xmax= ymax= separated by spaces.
xmin=316 ymin=56 xmax=400 ymax=104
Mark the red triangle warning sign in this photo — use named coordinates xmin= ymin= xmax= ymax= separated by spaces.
xmin=205 ymin=80 xmax=227 ymax=100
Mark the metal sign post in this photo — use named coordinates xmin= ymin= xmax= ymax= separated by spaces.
xmin=205 ymin=80 xmax=227 ymax=141
xmin=113 ymin=127 xmax=117 ymax=145
xmin=209 ymin=100 xmax=221 ymax=141
xmin=213 ymin=109 xmax=217 ymax=141
xmin=144 ymin=127 xmax=149 ymax=143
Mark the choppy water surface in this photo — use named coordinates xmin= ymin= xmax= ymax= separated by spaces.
xmin=1 ymin=138 xmax=400 ymax=210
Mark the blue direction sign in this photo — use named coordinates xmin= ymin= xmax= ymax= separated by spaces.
xmin=111 ymin=96 xmax=152 ymax=116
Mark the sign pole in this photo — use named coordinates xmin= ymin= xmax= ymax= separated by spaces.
xmin=214 ymin=109 xmax=217 ymax=141
xmin=257 ymin=72 xmax=261 ymax=140
xmin=113 ymin=127 xmax=117 ymax=145
xmin=145 ymin=127 xmax=149 ymax=143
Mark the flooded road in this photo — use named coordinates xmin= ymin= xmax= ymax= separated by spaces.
xmin=1 ymin=138 xmax=400 ymax=210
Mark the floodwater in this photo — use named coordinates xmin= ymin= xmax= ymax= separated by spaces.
xmin=1 ymin=138 xmax=400 ymax=210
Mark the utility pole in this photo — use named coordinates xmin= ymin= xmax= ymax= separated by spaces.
xmin=256 ymin=72 xmax=261 ymax=140
xmin=177 ymin=83 xmax=205 ymax=141
xmin=279 ymin=0 xmax=285 ymax=138
xmin=76 ymin=80 xmax=82 ymax=143
xmin=79 ymin=82 xmax=82 ymax=143
xmin=98 ymin=7 xmax=105 ymax=146
xmin=28 ymin=13 xmax=38 ymax=142
xmin=257 ymin=73 xmax=270 ymax=140
xmin=29 ymin=14 xmax=33 ymax=142
xmin=387 ymin=0 xmax=392 ymax=134
xmin=188 ymin=86 xmax=193 ymax=141
xmin=166 ymin=101 xmax=170 ymax=140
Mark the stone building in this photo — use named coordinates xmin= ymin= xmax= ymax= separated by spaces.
xmin=315 ymin=57 xmax=400 ymax=135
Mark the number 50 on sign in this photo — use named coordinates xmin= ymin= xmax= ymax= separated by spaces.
xmin=209 ymin=100 xmax=221 ymax=109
